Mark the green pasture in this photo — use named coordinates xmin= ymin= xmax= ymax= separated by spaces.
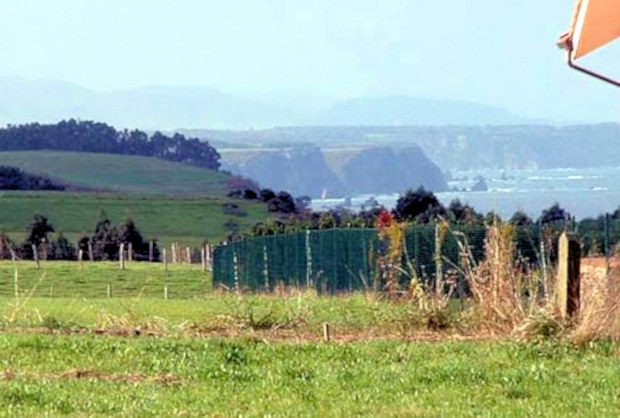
xmin=0 ymin=261 xmax=211 ymax=300
xmin=0 ymin=335 xmax=618 ymax=416
xmin=0 ymin=192 xmax=270 ymax=248
xmin=0 ymin=151 xmax=230 ymax=196
xmin=0 ymin=260 xmax=408 ymax=332
xmin=0 ymin=262 xmax=618 ymax=416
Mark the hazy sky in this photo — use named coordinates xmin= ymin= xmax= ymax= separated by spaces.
xmin=0 ymin=0 xmax=617 ymax=122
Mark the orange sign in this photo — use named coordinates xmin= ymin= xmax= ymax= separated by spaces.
xmin=568 ymin=0 xmax=620 ymax=60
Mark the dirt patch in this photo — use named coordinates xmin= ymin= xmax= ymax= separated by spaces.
xmin=1 ymin=368 xmax=183 ymax=385
xmin=1 ymin=324 xmax=497 ymax=343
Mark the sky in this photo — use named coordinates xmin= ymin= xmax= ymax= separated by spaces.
xmin=0 ymin=0 xmax=617 ymax=123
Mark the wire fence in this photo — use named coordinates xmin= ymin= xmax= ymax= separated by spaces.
xmin=0 ymin=263 xmax=211 ymax=299
xmin=213 ymin=224 xmax=568 ymax=293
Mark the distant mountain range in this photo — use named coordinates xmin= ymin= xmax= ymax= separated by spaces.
xmin=0 ymin=77 xmax=532 ymax=129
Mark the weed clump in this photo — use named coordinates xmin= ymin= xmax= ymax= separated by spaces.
xmin=571 ymin=261 xmax=620 ymax=343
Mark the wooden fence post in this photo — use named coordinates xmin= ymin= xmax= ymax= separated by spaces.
xmin=128 ymin=242 xmax=133 ymax=262
xmin=163 ymin=248 xmax=168 ymax=271
xmin=119 ymin=243 xmax=125 ymax=270
xmin=32 ymin=244 xmax=40 ymax=269
xmin=556 ymin=232 xmax=581 ymax=319
xmin=186 ymin=247 xmax=192 ymax=264
xmin=201 ymin=247 xmax=206 ymax=272
xmin=88 ymin=242 xmax=94 ymax=262
xmin=205 ymin=243 xmax=212 ymax=271
xmin=78 ymin=249 xmax=84 ymax=270
xmin=323 ymin=323 xmax=331 ymax=342
xmin=149 ymin=241 xmax=154 ymax=262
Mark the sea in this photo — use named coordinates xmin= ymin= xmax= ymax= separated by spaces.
xmin=311 ymin=166 xmax=620 ymax=220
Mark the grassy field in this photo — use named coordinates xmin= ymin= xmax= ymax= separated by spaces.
xmin=0 ymin=261 xmax=211 ymax=300
xmin=0 ymin=151 xmax=230 ymax=196
xmin=0 ymin=262 xmax=619 ymax=416
xmin=0 ymin=335 xmax=618 ymax=416
xmin=0 ymin=261 xmax=410 ymax=334
xmin=0 ymin=192 xmax=270 ymax=248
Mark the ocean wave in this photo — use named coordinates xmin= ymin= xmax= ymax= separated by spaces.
xmin=527 ymin=175 xmax=601 ymax=181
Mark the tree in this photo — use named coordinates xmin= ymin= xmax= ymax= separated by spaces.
xmin=259 ymin=188 xmax=276 ymax=202
xmin=24 ymin=214 xmax=54 ymax=247
xmin=117 ymin=218 xmax=159 ymax=261
xmin=267 ymin=191 xmax=297 ymax=214
xmin=91 ymin=211 xmax=118 ymax=260
xmin=510 ymin=210 xmax=534 ymax=226
xmin=538 ymin=203 xmax=569 ymax=226
xmin=448 ymin=199 xmax=482 ymax=225
xmin=51 ymin=233 xmax=76 ymax=260
xmin=394 ymin=187 xmax=444 ymax=222
xmin=21 ymin=214 xmax=55 ymax=259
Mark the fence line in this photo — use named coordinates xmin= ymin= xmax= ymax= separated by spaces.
xmin=213 ymin=225 xmax=571 ymax=293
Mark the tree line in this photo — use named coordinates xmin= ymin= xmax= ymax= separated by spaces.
xmin=0 ymin=166 xmax=65 ymax=190
xmin=0 ymin=213 xmax=159 ymax=261
xmin=238 ymin=187 xmax=618 ymax=258
xmin=0 ymin=120 xmax=220 ymax=170
xmin=239 ymin=187 xmax=572 ymax=235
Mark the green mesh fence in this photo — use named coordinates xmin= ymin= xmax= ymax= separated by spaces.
xmin=214 ymin=229 xmax=378 ymax=292
xmin=214 ymin=225 xmax=553 ymax=293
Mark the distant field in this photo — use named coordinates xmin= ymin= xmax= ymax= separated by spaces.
xmin=0 ymin=261 xmax=211 ymax=300
xmin=0 ymin=151 xmax=230 ymax=196
xmin=0 ymin=192 xmax=270 ymax=248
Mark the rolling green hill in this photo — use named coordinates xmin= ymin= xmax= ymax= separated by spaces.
xmin=0 ymin=192 xmax=271 ymax=249
xmin=0 ymin=151 xmax=230 ymax=196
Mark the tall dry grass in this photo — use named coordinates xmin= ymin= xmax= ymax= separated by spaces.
xmin=454 ymin=222 xmax=557 ymax=334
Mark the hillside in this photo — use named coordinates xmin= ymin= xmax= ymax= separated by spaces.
xmin=0 ymin=151 xmax=230 ymax=196
xmin=0 ymin=192 xmax=271 ymax=249
xmin=222 ymin=146 xmax=447 ymax=198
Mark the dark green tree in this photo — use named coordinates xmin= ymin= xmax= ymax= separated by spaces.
xmin=510 ymin=210 xmax=534 ymax=226
xmin=538 ymin=203 xmax=569 ymax=226
xmin=24 ymin=214 xmax=54 ymax=246
xmin=51 ymin=232 xmax=77 ymax=260
xmin=118 ymin=218 xmax=159 ymax=261
xmin=394 ymin=187 xmax=444 ymax=222
xmin=91 ymin=211 xmax=118 ymax=260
